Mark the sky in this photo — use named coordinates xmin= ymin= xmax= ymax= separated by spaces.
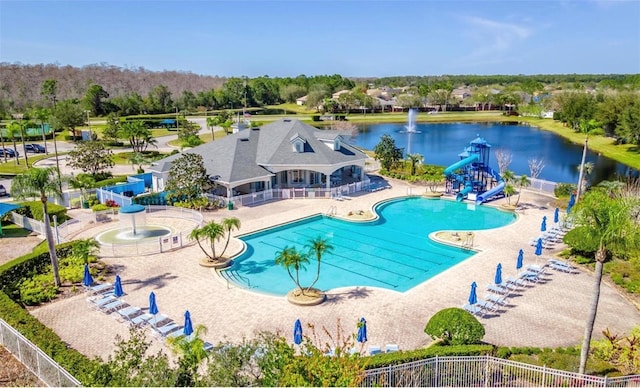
xmin=1 ymin=0 xmax=639 ymax=78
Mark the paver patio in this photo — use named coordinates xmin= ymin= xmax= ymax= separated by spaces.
xmin=29 ymin=181 xmax=640 ymax=361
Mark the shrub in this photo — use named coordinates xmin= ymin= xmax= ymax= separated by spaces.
xmin=18 ymin=273 xmax=58 ymax=305
xmin=95 ymin=176 xmax=127 ymax=188
xmin=0 ymin=242 xmax=74 ymax=301
xmin=91 ymin=204 xmax=110 ymax=212
xmin=554 ymin=183 xmax=575 ymax=198
xmin=424 ymin=307 xmax=485 ymax=345
xmin=365 ymin=344 xmax=493 ymax=369
xmin=0 ymin=291 xmax=98 ymax=384
xmin=16 ymin=201 xmax=68 ymax=223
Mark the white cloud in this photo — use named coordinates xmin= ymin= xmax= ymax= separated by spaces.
xmin=458 ymin=15 xmax=533 ymax=64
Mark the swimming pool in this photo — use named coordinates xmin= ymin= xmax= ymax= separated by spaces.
xmin=225 ymin=197 xmax=516 ymax=295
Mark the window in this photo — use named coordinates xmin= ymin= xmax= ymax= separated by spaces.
xmin=291 ymin=170 xmax=304 ymax=183
xmin=295 ymin=142 xmax=303 ymax=153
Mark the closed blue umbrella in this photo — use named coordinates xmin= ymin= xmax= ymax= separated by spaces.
xmin=554 ymin=208 xmax=560 ymax=224
xmin=567 ymin=193 xmax=575 ymax=214
xmin=541 ymin=216 xmax=547 ymax=232
xmin=82 ymin=264 xmax=93 ymax=287
xmin=516 ymin=249 xmax=524 ymax=272
xmin=183 ymin=310 xmax=193 ymax=337
xmin=113 ymin=275 xmax=124 ymax=297
xmin=468 ymin=282 xmax=477 ymax=305
xmin=293 ymin=319 xmax=303 ymax=345
xmin=357 ymin=317 xmax=367 ymax=343
xmin=494 ymin=263 xmax=502 ymax=285
xmin=535 ymin=238 xmax=543 ymax=256
xmin=149 ymin=292 xmax=158 ymax=315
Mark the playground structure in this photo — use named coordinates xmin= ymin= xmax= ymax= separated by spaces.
xmin=444 ymin=136 xmax=504 ymax=204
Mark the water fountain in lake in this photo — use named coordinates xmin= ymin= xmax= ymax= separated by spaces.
xmin=95 ymin=204 xmax=173 ymax=244
xmin=404 ymin=108 xmax=420 ymax=155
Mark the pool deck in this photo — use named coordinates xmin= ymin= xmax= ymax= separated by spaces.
xmin=30 ymin=180 xmax=640 ymax=360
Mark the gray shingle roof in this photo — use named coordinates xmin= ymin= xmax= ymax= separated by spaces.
xmin=150 ymin=119 xmax=366 ymax=185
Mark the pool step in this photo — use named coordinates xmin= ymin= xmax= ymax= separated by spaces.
xmin=220 ymin=269 xmax=253 ymax=289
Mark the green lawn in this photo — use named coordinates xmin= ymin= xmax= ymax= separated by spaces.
xmin=516 ymin=117 xmax=640 ymax=170
xmin=112 ymin=151 xmax=172 ymax=165
xmin=167 ymin=129 xmax=231 ymax=147
xmin=0 ymin=153 xmax=68 ymax=175
xmin=0 ymin=223 xmax=31 ymax=237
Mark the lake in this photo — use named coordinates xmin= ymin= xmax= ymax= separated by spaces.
xmin=349 ymin=122 xmax=638 ymax=185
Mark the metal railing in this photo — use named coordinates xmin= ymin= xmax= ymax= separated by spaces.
xmin=97 ymin=205 xmax=203 ymax=257
xmin=0 ymin=318 xmax=80 ymax=387
xmin=528 ymin=177 xmax=557 ymax=195
xmin=361 ymin=355 xmax=640 ymax=387
xmin=223 ymin=180 xmax=372 ymax=209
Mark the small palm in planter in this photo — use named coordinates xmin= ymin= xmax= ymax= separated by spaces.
xmin=190 ymin=217 xmax=241 ymax=267
xmin=276 ymin=236 xmax=334 ymax=305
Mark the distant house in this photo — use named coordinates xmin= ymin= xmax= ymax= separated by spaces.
xmin=451 ymin=87 xmax=471 ymax=102
xmin=149 ymin=119 xmax=368 ymax=200
xmin=296 ymin=95 xmax=308 ymax=106
xmin=332 ymin=90 xmax=351 ymax=99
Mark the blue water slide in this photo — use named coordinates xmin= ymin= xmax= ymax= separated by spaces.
xmin=456 ymin=183 xmax=473 ymax=202
xmin=476 ymin=180 xmax=506 ymax=204
xmin=444 ymin=154 xmax=479 ymax=177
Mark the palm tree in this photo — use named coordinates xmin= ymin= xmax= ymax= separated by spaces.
xmin=576 ymin=119 xmax=600 ymax=202
xmin=305 ymin=236 xmax=334 ymax=292
xmin=501 ymin=170 xmax=516 ymax=205
xmin=67 ymin=174 xmax=95 ymax=204
xmin=5 ymin=122 xmax=21 ymax=165
xmin=11 ymin=167 xmax=63 ymax=286
xmin=167 ymin=324 xmax=209 ymax=386
xmin=72 ymin=238 xmax=100 ymax=264
xmin=275 ymin=246 xmax=310 ymax=295
xmin=31 ymin=107 xmax=50 ymax=153
xmin=189 ymin=220 xmax=225 ymax=262
xmin=407 ymin=153 xmax=424 ymax=176
xmin=219 ymin=217 xmax=241 ymax=258
xmin=503 ymin=184 xmax=516 ymax=205
xmin=514 ymin=174 xmax=531 ymax=207
xmin=573 ymin=185 xmax=640 ymax=373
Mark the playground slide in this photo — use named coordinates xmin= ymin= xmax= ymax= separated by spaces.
xmin=476 ymin=180 xmax=506 ymax=204
xmin=444 ymin=154 xmax=479 ymax=176
xmin=456 ymin=183 xmax=473 ymax=202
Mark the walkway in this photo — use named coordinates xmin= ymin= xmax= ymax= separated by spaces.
xmin=28 ymin=184 xmax=640 ymax=361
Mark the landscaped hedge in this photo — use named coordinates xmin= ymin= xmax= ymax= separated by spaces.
xmin=0 ymin=243 xmax=98 ymax=384
xmin=13 ymin=201 xmax=69 ymax=224
xmin=365 ymin=344 xmax=494 ymax=369
xmin=95 ymin=175 xmax=127 ymax=187
xmin=0 ymin=241 xmax=74 ymax=302
xmin=0 ymin=291 xmax=98 ymax=384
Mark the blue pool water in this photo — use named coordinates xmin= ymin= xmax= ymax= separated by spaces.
xmin=226 ymin=197 xmax=516 ymax=295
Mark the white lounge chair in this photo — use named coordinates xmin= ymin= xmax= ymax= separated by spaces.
xmin=476 ymin=299 xmax=497 ymax=312
xmin=485 ymin=293 xmax=508 ymax=306
xmin=486 ymin=284 xmax=509 ymax=295
xmin=368 ymin=345 xmax=382 ymax=355
xmin=505 ymin=276 xmax=526 ymax=289
xmin=129 ymin=313 xmax=155 ymax=327
xmin=153 ymin=322 xmax=182 ymax=338
xmin=117 ymin=306 xmax=142 ymax=322
xmin=462 ymin=303 xmax=484 ymax=317
xmin=385 ymin=344 xmax=399 ymax=353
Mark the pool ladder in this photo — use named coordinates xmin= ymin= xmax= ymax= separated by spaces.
xmin=326 ymin=205 xmax=337 ymax=216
